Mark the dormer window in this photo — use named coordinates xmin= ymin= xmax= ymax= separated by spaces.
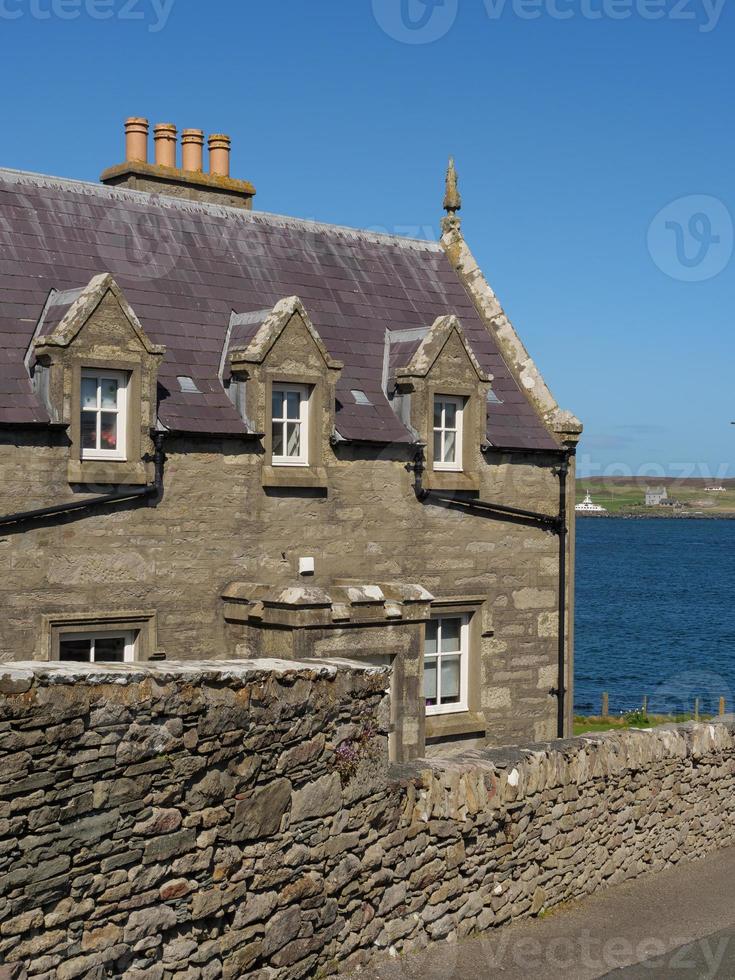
xmin=80 ymin=369 xmax=128 ymax=461
xmin=272 ymin=383 xmax=310 ymax=466
xmin=433 ymin=395 xmax=463 ymax=471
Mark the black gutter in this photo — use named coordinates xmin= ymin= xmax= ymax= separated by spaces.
xmin=408 ymin=445 xmax=574 ymax=738
xmin=0 ymin=432 xmax=166 ymax=532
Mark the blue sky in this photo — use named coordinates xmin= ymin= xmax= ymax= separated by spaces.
xmin=1 ymin=0 xmax=732 ymax=478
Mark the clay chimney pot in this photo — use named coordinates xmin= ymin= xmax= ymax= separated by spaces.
xmin=153 ymin=123 xmax=177 ymax=168
xmin=125 ymin=117 xmax=149 ymax=164
xmin=181 ymin=129 xmax=205 ymax=172
xmin=208 ymin=134 xmax=231 ymax=178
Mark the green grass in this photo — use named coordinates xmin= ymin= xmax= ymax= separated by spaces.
xmin=573 ymin=712 xmax=714 ymax=735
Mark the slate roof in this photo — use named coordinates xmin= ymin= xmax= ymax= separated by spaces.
xmin=0 ymin=168 xmax=558 ymax=450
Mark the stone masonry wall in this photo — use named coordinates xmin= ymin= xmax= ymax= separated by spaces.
xmin=3 ymin=660 xmax=732 ymax=980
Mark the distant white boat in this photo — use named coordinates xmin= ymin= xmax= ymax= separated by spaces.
xmin=576 ymin=492 xmax=608 ymax=514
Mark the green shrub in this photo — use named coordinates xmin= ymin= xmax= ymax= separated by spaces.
xmin=624 ymin=710 xmax=650 ymax=727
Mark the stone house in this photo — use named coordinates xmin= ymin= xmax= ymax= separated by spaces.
xmin=0 ymin=120 xmax=581 ymax=760
xmin=645 ymin=487 xmax=668 ymax=507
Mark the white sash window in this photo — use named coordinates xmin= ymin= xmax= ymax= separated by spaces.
xmin=424 ymin=614 xmax=469 ymax=715
xmin=433 ymin=395 xmax=463 ymax=471
xmin=272 ymin=384 xmax=310 ymax=466
xmin=80 ymin=369 xmax=128 ymax=460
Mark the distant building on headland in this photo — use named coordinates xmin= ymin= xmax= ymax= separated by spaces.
xmin=645 ymin=487 xmax=668 ymax=507
xmin=704 ymin=486 xmax=727 ymax=492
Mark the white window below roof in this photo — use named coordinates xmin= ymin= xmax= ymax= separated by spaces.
xmin=58 ymin=630 xmax=136 ymax=664
xmin=424 ymin=614 xmax=469 ymax=715
xmin=433 ymin=395 xmax=463 ymax=471
xmin=80 ymin=369 xmax=128 ymax=461
xmin=271 ymin=383 xmax=310 ymax=466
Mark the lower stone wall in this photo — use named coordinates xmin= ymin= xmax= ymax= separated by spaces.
xmin=1 ymin=660 xmax=734 ymax=980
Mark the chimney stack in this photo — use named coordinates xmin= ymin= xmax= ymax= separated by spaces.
xmin=153 ymin=123 xmax=177 ymax=168
xmin=181 ymin=129 xmax=204 ymax=172
xmin=102 ymin=117 xmax=255 ymax=210
xmin=208 ymin=134 xmax=231 ymax=178
xmin=125 ymin=117 xmax=149 ymax=163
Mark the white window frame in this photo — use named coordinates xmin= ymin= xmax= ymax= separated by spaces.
xmin=433 ymin=395 xmax=463 ymax=472
xmin=80 ymin=369 xmax=128 ymax=461
xmin=271 ymin=383 xmax=310 ymax=467
xmin=58 ymin=629 xmax=136 ymax=664
xmin=424 ymin=614 xmax=470 ymax=716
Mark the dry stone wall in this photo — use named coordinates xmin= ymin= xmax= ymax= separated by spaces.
xmin=1 ymin=659 xmax=734 ymax=980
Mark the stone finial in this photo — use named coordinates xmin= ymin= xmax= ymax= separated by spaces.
xmin=442 ymin=156 xmax=462 ymax=234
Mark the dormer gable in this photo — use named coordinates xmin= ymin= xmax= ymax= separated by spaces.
xmin=388 ymin=314 xmax=493 ymax=493
xmin=30 ymin=274 xmax=165 ymax=487
xmin=228 ymin=296 xmax=342 ymax=491
xmin=229 ymin=296 xmax=342 ymax=374
xmin=33 ymin=273 xmax=165 ymax=359
xmin=393 ymin=314 xmax=491 ymax=385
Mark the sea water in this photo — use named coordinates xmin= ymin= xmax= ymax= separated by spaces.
xmin=574 ymin=518 xmax=735 ymax=716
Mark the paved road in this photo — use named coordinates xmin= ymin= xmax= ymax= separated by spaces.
xmin=353 ymin=847 xmax=735 ymax=979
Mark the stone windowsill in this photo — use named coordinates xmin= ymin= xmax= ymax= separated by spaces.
xmin=424 ymin=470 xmax=480 ymax=493
xmin=261 ymin=465 xmax=328 ymax=489
xmin=425 ymin=710 xmax=487 ymax=741
xmin=67 ymin=459 xmax=150 ymax=486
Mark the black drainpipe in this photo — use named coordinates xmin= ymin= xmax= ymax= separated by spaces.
xmin=408 ymin=444 xmax=574 ymax=738
xmin=551 ymin=451 xmax=572 ymax=737
xmin=0 ymin=431 xmax=166 ymax=532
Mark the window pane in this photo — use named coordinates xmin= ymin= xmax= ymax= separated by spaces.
xmin=433 ymin=431 xmax=442 ymax=462
xmin=286 ymin=421 xmax=301 ymax=457
xmin=425 ymin=619 xmax=438 ymax=656
xmin=81 ymin=414 xmax=97 ymax=450
xmin=424 ymin=657 xmax=437 ymax=705
xmin=285 ymin=390 xmax=301 ymax=420
xmin=272 ymin=421 xmax=284 ymax=456
xmin=441 ymin=656 xmax=461 ymax=703
xmin=433 ymin=399 xmax=442 ymax=429
xmin=94 ymin=637 xmax=126 ymax=663
xmin=100 ymin=413 xmax=118 ymax=450
xmin=444 ymin=402 xmax=457 ymax=428
xmin=59 ymin=638 xmax=92 ymax=662
xmin=440 ymin=617 xmax=462 ymax=653
xmin=443 ymin=430 xmax=456 ymax=463
xmin=272 ymin=390 xmax=284 ymax=420
xmin=81 ymin=377 xmax=98 ymax=409
xmin=100 ymin=378 xmax=119 ymax=409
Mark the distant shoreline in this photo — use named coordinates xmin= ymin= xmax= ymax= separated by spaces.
xmin=576 ymin=478 xmax=735 ymax=519
xmin=577 ymin=511 xmax=735 ymax=520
